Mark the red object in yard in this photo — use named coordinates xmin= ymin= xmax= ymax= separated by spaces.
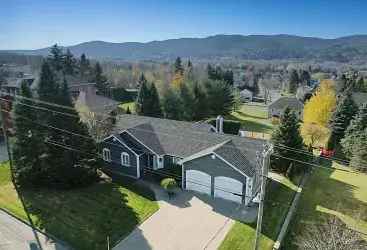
xmin=320 ymin=148 xmax=335 ymax=158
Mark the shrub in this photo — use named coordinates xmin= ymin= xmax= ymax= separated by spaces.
xmin=160 ymin=178 xmax=177 ymax=191
xmin=160 ymin=178 xmax=178 ymax=198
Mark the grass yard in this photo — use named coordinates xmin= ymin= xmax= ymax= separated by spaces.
xmin=119 ymin=102 xmax=136 ymax=113
xmin=228 ymin=104 xmax=273 ymax=134
xmin=283 ymin=164 xmax=367 ymax=249
xmin=219 ymin=173 xmax=302 ymax=250
xmin=0 ymin=162 xmax=158 ymax=250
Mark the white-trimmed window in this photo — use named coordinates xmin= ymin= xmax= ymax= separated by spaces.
xmin=121 ymin=152 xmax=130 ymax=166
xmin=102 ymin=148 xmax=111 ymax=162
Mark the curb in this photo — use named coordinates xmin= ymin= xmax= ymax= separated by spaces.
xmin=0 ymin=207 xmax=72 ymax=249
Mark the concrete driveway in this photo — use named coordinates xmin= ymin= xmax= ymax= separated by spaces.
xmin=0 ymin=209 xmax=69 ymax=250
xmin=113 ymin=182 xmax=257 ymax=250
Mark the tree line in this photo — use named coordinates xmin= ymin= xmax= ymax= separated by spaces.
xmin=135 ymin=57 xmax=235 ymax=121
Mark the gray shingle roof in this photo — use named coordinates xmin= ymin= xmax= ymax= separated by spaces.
xmin=269 ymin=96 xmax=303 ymax=110
xmin=113 ymin=114 xmax=266 ymax=177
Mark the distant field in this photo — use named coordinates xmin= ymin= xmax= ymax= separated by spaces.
xmin=283 ymin=164 xmax=367 ymax=249
xmin=228 ymin=104 xmax=273 ymax=134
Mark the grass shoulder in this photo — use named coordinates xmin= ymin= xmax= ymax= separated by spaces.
xmin=282 ymin=164 xmax=367 ymax=249
xmin=219 ymin=172 xmax=302 ymax=250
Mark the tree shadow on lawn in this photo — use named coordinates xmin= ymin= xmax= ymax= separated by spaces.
xmin=16 ymin=177 xmax=152 ymax=250
xmin=236 ymin=110 xmax=268 ymax=120
xmin=226 ymin=114 xmax=273 ymax=133
xmin=282 ymin=168 xmax=367 ymax=249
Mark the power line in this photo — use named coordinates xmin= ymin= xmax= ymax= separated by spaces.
xmin=273 ymin=143 xmax=351 ymax=165
xmin=0 ymin=95 xmax=358 ymax=164
xmin=2 ymin=94 xmax=365 ymax=171
xmin=3 ymin=102 xmax=363 ymax=172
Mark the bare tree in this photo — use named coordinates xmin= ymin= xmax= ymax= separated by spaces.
xmin=75 ymin=102 xmax=114 ymax=142
xmin=296 ymin=216 xmax=367 ymax=250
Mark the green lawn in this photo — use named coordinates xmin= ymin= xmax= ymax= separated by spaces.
xmin=283 ymin=165 xmax=367 ymax=249
xmin=228 ymin=104 xmax=273 ymax=134
xmin=219 ymin=173 xmax=302 ymax=250
xmin=0 ymin=163 xmax=158 ymax=250
xmin=119 ymin=102 xmax=136 ymax=113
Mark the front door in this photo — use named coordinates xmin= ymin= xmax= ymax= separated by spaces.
xmin=147 ymin=154 xmax=155 ymax=169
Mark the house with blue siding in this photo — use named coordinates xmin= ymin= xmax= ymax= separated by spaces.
xmin=101 ymin=114 xmax=268 ymax=205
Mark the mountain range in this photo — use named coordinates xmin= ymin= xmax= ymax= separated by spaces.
xmin=5 ymin=34 xmax=367 ymax=61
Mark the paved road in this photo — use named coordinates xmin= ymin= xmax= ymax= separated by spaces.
xmin=0 ymin=210 xmax=69 ymax=250
xmin=113 ymin=183 xmax=257 ymax=250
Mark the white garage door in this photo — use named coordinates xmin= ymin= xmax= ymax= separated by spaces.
xmin=214 ymin=176 xmax=243 ymax=203
xmin=185 ymin=170 xmax=211 ymax=195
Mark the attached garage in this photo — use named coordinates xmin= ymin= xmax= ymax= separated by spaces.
xmin=182 ymin=153 xmax=249 ymax=204
xmin=185 ymin=170 xmax=211 ymax=195
xmin=214 ymin=176 xmax=243 ymax=203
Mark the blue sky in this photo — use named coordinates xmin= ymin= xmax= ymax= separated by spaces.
xmin=1 ymin=0 xmax=366 ymax=50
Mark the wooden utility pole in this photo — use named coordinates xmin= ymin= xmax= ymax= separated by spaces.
xmin=254 ymin=144 xmax=273 ymax=250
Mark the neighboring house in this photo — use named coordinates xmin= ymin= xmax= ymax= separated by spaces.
xmin=352 ymin=92 xmax=367 ymax=107
xmin=1 ymin=77 xmax=35 ymax=96
xmin=240 ymin=89 xmax=253 ymax=102
xmin=72 ymin=83 xmax=119 ymax=114
xmin=101 ymin=114 xmax=267 ymax=205
xmin=296 ymin=85 xmax=314 ymax=102
xmin=268 ymin=96 xmax=304 ymax=118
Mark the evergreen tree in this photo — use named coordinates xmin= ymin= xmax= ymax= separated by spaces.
xmin=185 ymin=60 xmax=194 ymax=80
xmin=146 ymin=83 xmax=162 ymax=118
xmin=271 ymin=107 xmax=304 ymax=174
xmin=299 ymin=70 xmax=311 ymax=86
xmin=135 ymin=74 xmax=150 ymax=115
xmin=207 ymin=64 xmax=216 ymax=79
xmin=126 ymin=106 xmax=131 ymax=114
xmin=205 ymin=79 xmax=234 ymax=116
xmin=174 ymin=57 xmax=184 ymax=75
xmin=187 ymin=60 xmax=193 ymax=69
xmin=350 ymin=128 xmax=367 ymax=172
xmin=48 ymin=44 xmax=64 ymax=71
xmin=38 ymin=61 xmax=59 ymax=103
xmin=288 ymin=69 xmax=299 ymax=93
xmin=223 ymin=70 xmax=234 ymax=86
xmin=63 ymin=49 xmax=76 ymax=75
xmin=13 ymin=83 xmax=47 ymax=185
xmin=341 ymin=103 xmax=367 ymax=159
xmin=192 ymin=81 xmax=209 ymax=120
xmin=94 ymin=62 xmax=108 ymax=95
xmin=327 ymin=93 xmax=358 ymax=150
xmin=79 ymin=53 xmax=90 ymax=80
xmin=179 ymin=83 xmax=195 ymax=121
xmin=356 ymin=77 xmax=365 ymax=92
xmin=162 ymin=88 xmax=183 ymax=120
